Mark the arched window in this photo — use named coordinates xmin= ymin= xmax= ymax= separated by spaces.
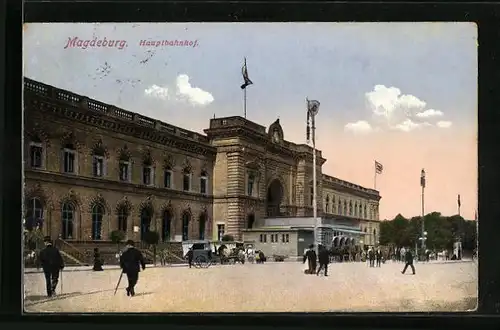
xmin=338 ymin=199 xmax=342 ymax=215
xmin=182 ymin=212 xmax=190 ymax=241
xmin=325 ymin=195 xmax=330 ymax=213
xmin=25 ymin=197 xmax=44 ymax=231
xmin=354 ymin=202 xmax=358 ymax=216
xmin=117 ymin=205 xmax=128 ymax=232
xmin=199 ymin=213 xmax=206 ymax=240
xmin=364 ymin=205 xmax=367 ymax=219
xmin=91 ymin=204 xmax=104 ymax=240
xmin=359 ymin=203 xmax=363 ymax=217
xmin=140 ymin=207 xmax=152 ymax=241
xmin=200 ymin=171 xmax=208 ymax=194
xmin=162 ymin=210 xmax=172 ymax=242
xmin=247 ymin=173 xmax=255 ymax=196
xmin=332 ymin=196 xmax=336 ymax=213
xmin=61 ymin=202 xmax=75 ymax=239
xmin=164 ymin=165 xmax=173 ymax=188
xmin=183 ymin=168 xmax=191 ymax=192
xmin=142 ymin=155 xmax=154 ymax=186
xmin=343 ymin=201 xmax=347 ymax=215
xmin=349 ymin=201 xmax=353 ymax=215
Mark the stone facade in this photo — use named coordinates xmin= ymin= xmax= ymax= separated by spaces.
xmin=23 ymin=78 xmax=381 ymax=243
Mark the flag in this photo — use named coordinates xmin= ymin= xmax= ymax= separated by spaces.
xmin=457 ymin=194 xmax=461 ymax=208
xmin=240 ymin=58 xmax=253 ymax=89
xmin=375 ymin=161 xmax=383 ymax=174
xmin=420 ymin=169 xmax=426 ymax=188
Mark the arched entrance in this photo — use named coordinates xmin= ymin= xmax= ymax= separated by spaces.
xmin=198 ymin=213 xmax=206 ymax=240
xmin=140 ymin=207 xmax=153 ymax=241
xmin=332 ymin=236 xmax=339 ymax=248
xmin=246 ymin=214 xmax=255 ymax=229
xmin=267 ymin=179 xmax=284 ymax=216
xmin=162 ymin=210 xmax=172 ymax=242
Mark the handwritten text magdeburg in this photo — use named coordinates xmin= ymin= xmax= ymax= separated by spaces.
xmin=64 ymin=37 xmax=127 ymax=50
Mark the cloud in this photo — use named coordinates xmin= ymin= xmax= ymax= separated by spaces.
xmin=436 ymin=121 xmax=452 ymax=128
xmin=176 ymin=74 xmax=214 ymax=106
xmin=344 ymin=120 xmax=373 ymax=134
xmin=144 ymin=84 xmax=169 ymax=100
xmin=392 ymin=119 xmax=431 ymax=132
xmin=344 ymin=85 xmax=451 ymax=134
xmin=415 ymin=109 xmax=444 ymax=118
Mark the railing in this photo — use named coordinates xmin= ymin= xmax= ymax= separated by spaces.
xmin=55 ymin=238 xmax=90 ymax=265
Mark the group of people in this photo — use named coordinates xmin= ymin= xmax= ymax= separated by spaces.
xmin=303 ymin=244 xmax=330 ymax=276
xmin=366 ymin=247 xmax=383 ymax=267
xmin=37 ymin=237 xmax=146 ymax=298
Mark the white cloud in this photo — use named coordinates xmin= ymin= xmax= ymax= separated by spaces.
xmin=392 ymin=119 xmax=431 ymax=132
xmin=144 ymin=84 xmax=169 ymax=100
xmin=176 ymin=74 xmax=214 ymax=106
xmin=436 ymin=120 xmax=452 ymax=128
xmin=415 ymin=109 xmax=444 ymax=118
xmin=344 ymin=120 xmax=373 ymax=134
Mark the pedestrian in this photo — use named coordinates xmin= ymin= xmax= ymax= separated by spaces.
xmin=303 ymin=244 xmax=317 ymax=274
xmin=93 ymin=248 xmax=104 ymax=271
xmin=119 ymin=240 xmax=146 ymax=297
xmin=185 ymin=247 xmax=194 ymax=268
xmin=316 ymin=245 xmax=330 ymax=276
xmin=400 ymin=247 xmax=406 ymax=262
xmin=401 ymin=247 xmax=416 ymax=275
xmin=38 ymin=236 xmax=65 ymax=297
xmin=376 ymin=249 xmax=382 ymax=267
xmin=368 ymin=247 xmax=375 ymax=267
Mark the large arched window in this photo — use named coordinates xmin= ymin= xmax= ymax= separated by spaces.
xmin=25 ymin=197 xmax=44 ymax=231
xmin=162 ymin=210 xmax=172 ymax=242
xmin=199 ymin=213 xmax=206 ymax=240
xmin=140 ymin=207 xmax=153 ymax=241
xmin=117 ymin=205 xmax=128 ymax=232
xmin=182 ymin=211 xmax=190 ymax=241
xmin=61 ymin=202 xmax=75 ymax=239
xmin=91 ymin=204 xmax=104 ymax=240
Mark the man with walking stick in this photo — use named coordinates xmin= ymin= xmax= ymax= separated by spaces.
xmin=119 ymin=240 xmax=146 ymax=297
xmin=39 ymin=236 xmax=64 ymax=297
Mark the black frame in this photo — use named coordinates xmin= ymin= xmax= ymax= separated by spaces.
xmin=2 ymin=0 xmax=500 ymax=328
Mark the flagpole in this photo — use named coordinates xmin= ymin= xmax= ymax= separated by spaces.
xmin=374 ymin=162 xmax=377 ymax=190
xmin=244 ymin=87 xmax=247 ymax=119
xmin=312 ymin=108 xmax=318 ymax=253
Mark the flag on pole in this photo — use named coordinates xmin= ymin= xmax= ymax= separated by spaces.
xmin=240 ymin=58 xmax=253 ymax=89
xmin=457 ymin=194 xmax=461 ymax=208
xmin=375 ymin=161 xmax=383 ymax=174
xmin=420 ymin=169 xmax=426 ymax=188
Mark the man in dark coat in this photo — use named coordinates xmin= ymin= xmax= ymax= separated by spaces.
xmin=119 ymin=240 xmax=146 ymax=297
xmin=375 ymin=249 xmax=382 ymax=267
xmin=39 ymin=236 xmax=64 ymax=297
xmin=316 ymin=245 xmax=330 ymax=276
xmin=368 ymin=248 xmax=375 ymax=267
xmin=185 ymin=247 xmax=194 ymax=268
xmin=303 ymin=244 xmax=317 ymax=274
xmin=93 ymin=247 xmax=104 ymax=271
xmin=401 ymin=247 xmax=416 ymax=275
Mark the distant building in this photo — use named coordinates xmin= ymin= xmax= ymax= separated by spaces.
xmin=24 ymin=77 xmax=381 ymax=247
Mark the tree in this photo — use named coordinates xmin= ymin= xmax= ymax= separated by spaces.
xmin=221 ymin=234 xmax=234 ymax=242
xmin=142 ymin=230 xmax=160 ymax=265
xmin=110 ymin=230 xmax=126 ymax=253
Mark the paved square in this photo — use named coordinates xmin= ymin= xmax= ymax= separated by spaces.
xmin=24 ymin=261 xmax=477 ymax=313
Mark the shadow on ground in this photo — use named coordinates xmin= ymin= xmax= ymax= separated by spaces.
xmin=334 ymin=297 xmax=478 ymax=312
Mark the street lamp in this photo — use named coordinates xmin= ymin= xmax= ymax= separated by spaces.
xmin=306 ymin=98 xmax=320 ymax=253
xmin=420 ymin=169 xmax=426 ymax=250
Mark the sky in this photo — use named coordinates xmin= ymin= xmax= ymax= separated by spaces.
xmin=23 ymin=23 xmax=478 ymax=221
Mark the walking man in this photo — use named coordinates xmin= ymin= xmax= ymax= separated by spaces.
xmin=303 ymin=244 xmax=317 ymax=274
xmin=119 ymin=240 xmax=146 ymax=297
xmin=368 ymin=247 xmax=375 ymax=267
xmin=401 ymin=247 xmax=416 ymax=275
xmin=316 ymin=245 xmax=330 ymax=276
xmin=39 ymin=236 xmax=64 ymax=297
xmin=376 ymin=248 xmax=382 ymax=267
xmin=185 ymin=247 xmax=194 ymax=268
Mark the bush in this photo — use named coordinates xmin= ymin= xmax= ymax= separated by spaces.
xmin=110 ymin=230 xmax=126 ymax=244
xmin=221 ymin=234 xmax=234 ymax=242
xmin=143 ymin=230 xmax=160 ymax=245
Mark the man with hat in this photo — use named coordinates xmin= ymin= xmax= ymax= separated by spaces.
xmin=119 ymin=240 xmax=146 ymax=297
xmin=38 ymin=236 xmax=64 ymax=297
xmin=303 ymin=244 xmax=317 ymax=275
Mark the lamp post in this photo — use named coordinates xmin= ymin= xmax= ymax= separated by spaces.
xmin=420 ymin=169 xmax=426 ymax=250
xmin=306 ymin=98 xmax=320 ymax=253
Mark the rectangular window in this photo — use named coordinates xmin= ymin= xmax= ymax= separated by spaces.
xmin=271 ymin=234 xmax=275 ymax=243
xmin=30 ymin=144 xmax=43 ymax=169
xmin=259 ymin=234 xmax=264 ymax=243
xmin=200 ymin=177 xmax=207 ymax=194
xmin=63 ymin=150 xmax=75 ymax=173
xmin=285 ymin=234 xmax=289 ymax=243
xmin=183 ymin=174 xmax=191 ymax=191
xmin=164 ymin=170 xmax=172 ymax=188
xmin=92 ymin=156 xmax=104 ymax=177
xmin=119 ymin=161 xmax=129 ymax=181
xmin=310 ymin=187 xmax=314 ymax=206
xmin=263 ymin=234 xmax=267 ymax=243
xmin=143 ymin=167 xmax=152 ymax=185
xmin=217 ymin=224 xmax=225 ymax=241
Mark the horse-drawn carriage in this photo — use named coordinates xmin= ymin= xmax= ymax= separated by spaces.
xmin=181 ymin=240 xmax=253 ymax=267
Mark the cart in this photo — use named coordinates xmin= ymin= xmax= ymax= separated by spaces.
xmin=182 ymin=240 xmax=219 ymax=268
